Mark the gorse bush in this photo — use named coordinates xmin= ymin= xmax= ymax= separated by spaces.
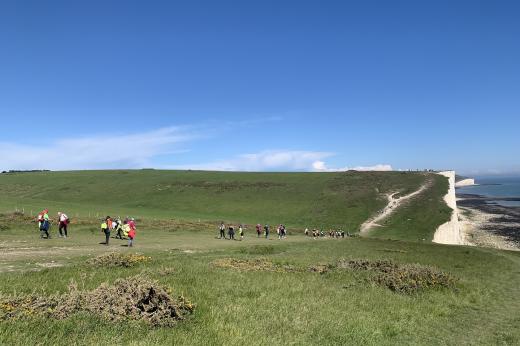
xmin=337 ymin=258 xmax=457 ymax=294
xmin=0 ymin=275 xmax=194 ymax=327
xmin=337 ymin=259 xmax=398 ymax=272
xmin=376 ymin=264 xmax=457 ymax=294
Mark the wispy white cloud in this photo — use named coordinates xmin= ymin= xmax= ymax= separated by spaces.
xmin=172 ymin=150 xmax=334 ymax=171
xmin=0 ymin=126 xmax=196 ymax=171
xmin=0 ymin=124 xmax=393 ymax=173
xmin=311 ymin=161 xmax=393 ymax=172
xmin=172 ymin=150 xmax=393 ymax=172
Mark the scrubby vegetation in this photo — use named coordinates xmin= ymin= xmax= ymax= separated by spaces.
xmin=87 ymin=252 xmax=151 ymax=267
xmin=0 ymin=275 xmax=194 ymax=327
xmin=338 ymin=259 xmax=457 ymax=294
xmin=212 ymin=258 xmax=298 ymax=272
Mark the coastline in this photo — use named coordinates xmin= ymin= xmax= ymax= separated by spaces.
xmin=457 ymin=193 xmax=520 ymax=251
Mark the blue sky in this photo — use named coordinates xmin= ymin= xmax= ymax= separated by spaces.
xmin=1 ymin=1 xmax=519 ymax=175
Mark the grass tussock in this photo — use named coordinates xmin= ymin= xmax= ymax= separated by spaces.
xmin=212 ymin=258 xmax=298 ymax=273
xmin=87 ymin=252 xmax=151 ymax=267
xmin=238 ymin=245 xmax=281 ymax=255
xmin=0 ymin=275 xmax=194 ymax=327
xmin=308 ymin=264 xmax=332 ymax=274
xmin=338 ymin=259 xmax=457 ymax=294
xmin=141 ymin=266 xmax=176 ymax=276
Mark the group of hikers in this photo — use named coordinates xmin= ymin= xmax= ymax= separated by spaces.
xmin=36 ymin=209 xmax=137 ymax=246
xmin=37 ymin=209 xmax=70 ymax=239
xmin=218 ymin=223 xmax=288 ymax=240
xmin=305 ymin=228 xmax=350 ymax=239
xmin=216 ymin=222 xmax=353 ymax=241
xmin=36 ymin=208 xmax=349 ymax=245
xmin=100 ymin=216 xmax=137 ymax=247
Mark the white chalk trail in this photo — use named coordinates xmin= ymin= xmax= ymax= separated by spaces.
xmin=360 ymin=181 xmax=431 ymax=234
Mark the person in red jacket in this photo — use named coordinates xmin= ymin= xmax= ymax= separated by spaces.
xmin=128 ymin=218 xmax=136 ymax=247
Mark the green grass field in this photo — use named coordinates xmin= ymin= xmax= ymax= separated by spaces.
xmin=1 ymin=170 xmax=519 ymax=345
xmin=0 ymin=170 xmax=445 ymax=237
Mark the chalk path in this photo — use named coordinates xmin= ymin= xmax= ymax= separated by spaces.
xmin=360 ymin=180 xmax=432 ymax=234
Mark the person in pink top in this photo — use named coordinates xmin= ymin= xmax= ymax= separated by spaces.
xmin=57 ymin=211 xmax=70 ymax=238
xmin=128 ymin=218 xmax=136 ymax=230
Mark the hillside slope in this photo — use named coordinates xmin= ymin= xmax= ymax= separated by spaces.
xmin=0 ymin=170 xmax=447 ymax=237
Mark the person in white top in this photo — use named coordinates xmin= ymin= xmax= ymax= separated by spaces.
xmin=57 ymin=212 xmax=69 ymax=238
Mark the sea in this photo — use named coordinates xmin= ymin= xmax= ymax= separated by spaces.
xmin=456 ymin=176 xmax=520 ymax=207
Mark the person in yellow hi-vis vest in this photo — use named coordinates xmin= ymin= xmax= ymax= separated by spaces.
xmin=101 ymin=217 xmax=110 ymax=246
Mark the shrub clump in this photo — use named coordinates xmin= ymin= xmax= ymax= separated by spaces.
xmin=0 ymin=275 xmax=194 ymax=327
xmin=375 ymin=265 xmax=457 ymax=294
xmin=212 ymin=258 xmax=297 ymax=273
xmin=337 ymin=258 xmax=457 ymax=294
xmin=337 ymin=259 xmax=398 ymax=272
xmin=308 ymin=264 xmax=332 ymax=274
xmin=87 ymin=252 xmax=151 ymax=267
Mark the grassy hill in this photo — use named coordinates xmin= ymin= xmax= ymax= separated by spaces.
xmin=0 ymin=170 xmax=448 ymax=239
xmin=1 ymin=170 xmax=519 ymax=345
xmin=0 ymin=212 xmax=519 ymax=345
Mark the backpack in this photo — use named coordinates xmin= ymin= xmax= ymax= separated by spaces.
xmin=40 ymin=220 xmax=49 ymax=231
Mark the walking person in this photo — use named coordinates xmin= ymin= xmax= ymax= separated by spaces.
xmin=128 ymin=218 xmax=136 ymax=246
xmin=219 ymin=222 xmax=226 ymax=239
xmin=107 ymin=216 xmax=114 ymax=233
xmin=264 ymin=224 xmax=270 ymax=239
xmin=128 ymin=217 xmax=136 ymax=231
xmin=57 ymin=212 xmax=69 ymax=238
xmin=128 ymin=226 xmax=136 ymax=247
xmin=39 ymin=209 xmax=50 ymax=239
xmin=114 ymin=218 xmax=123 ymax=239
xmin=37 ymin=209 xmax=49 ymax=238
xmin=101 ymin=217 xmax=111 ymax=246
xmin=277 ymin=224 xmax=285 ymax=240
xmin=228 ymin=225 xmax=235 ymax=240
xmin=239 ymin=224 xmax=244 ymax=240
xmin=121 ymin=220 xmax=130 ymax=239
xmin=256 ymin=224 xmax=261 ymax=238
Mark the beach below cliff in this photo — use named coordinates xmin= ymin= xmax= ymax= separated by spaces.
xmin=458 ymin=194 xmax=520 ymax=251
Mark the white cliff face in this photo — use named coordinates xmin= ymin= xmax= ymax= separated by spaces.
xmin=433 ymin=171 xmax=465 ymax=245
xmin=455 ymin=178 xmax=475 ymax=187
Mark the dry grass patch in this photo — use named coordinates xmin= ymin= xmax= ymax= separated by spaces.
xmin=0 ymin=275 xmax=194 ymax=327
xmin=308 ymin=264 xmax=332 ymax=274
xmin=212 ymin=258 xmax=298 ymax=273
xmin=87 ymin=252 xmax=151 ymax=267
